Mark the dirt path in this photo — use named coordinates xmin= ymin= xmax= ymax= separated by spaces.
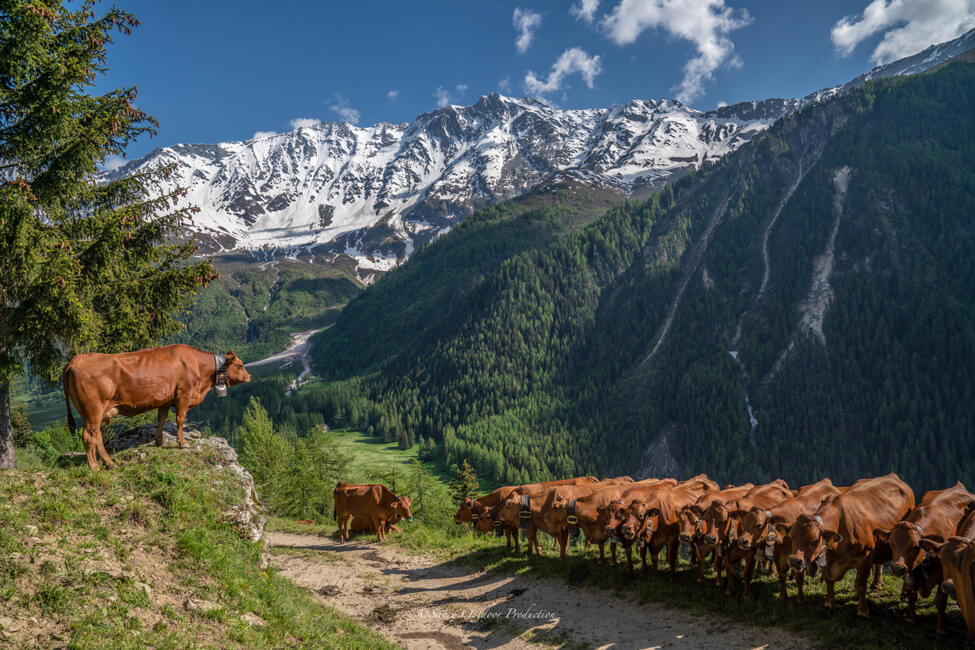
xmin=269 ymin=531 xmax=812 ymax=650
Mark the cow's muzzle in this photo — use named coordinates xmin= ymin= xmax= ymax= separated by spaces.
xmin=890 ymin=562 xmax=907 ymax=577
xmin=679 ymin=533 xmax=692 ymax=544
xmin=789 ymin=556 xmax=804 ymax=571
xmin=704 ymin=535 xmax=717 ymax=545
xmin=738 ymin=539 xmax=750 ymax=550
xmin=943 ymin=579 xmax=956 ymax=596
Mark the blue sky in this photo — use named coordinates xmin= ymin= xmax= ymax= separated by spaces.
xmin=96 ymin=0 xmax=975 ymax=162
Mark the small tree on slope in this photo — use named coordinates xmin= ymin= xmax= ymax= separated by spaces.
xmin=0 ymin=1 xmax=216 ymax=469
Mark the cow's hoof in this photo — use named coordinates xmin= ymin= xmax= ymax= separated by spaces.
xmin=856 ymin=609 xmax=871 ymax=620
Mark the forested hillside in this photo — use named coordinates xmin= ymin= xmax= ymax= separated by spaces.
xmin=297 ymin=61 xmax=975 ymax=492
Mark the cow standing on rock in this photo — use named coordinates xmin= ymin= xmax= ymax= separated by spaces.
xmin=63 ymin=344 xmax=251 ymax=470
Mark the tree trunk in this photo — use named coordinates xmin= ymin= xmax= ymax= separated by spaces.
xmin=0 ymin=380 xmax=17 ymax=469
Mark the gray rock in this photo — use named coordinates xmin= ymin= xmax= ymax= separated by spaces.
xmin=184 ymin=598 xmax=220 ymax=614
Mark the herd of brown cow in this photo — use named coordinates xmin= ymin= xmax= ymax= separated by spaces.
xmin=453 ymin=472 xmax=975 ymax=644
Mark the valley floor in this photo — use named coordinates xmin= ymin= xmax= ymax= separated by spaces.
xmin=269 ymin=531 xmax=811 ymax=650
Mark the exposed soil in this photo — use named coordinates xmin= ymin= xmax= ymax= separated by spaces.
xmin=269 ymin=531 xmax=813 ymax=650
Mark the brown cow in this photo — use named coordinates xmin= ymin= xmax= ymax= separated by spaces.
xmin=535 ymin=478 xmax=644 ymax=562
xmin=334 ymin=482 xmax=413 ymax=542
xmin=918 ymin=507 xmax=975 ymax=639
xmin=874 ymin=481 xmax=975 ymax=623
xmin=496 ymin=476 xmax=615 ymax=556
xmin=473 ymin=477 xmax=600 ymax=551
xmin=560 ymin=478 xmax=677 ymax=566
xmin=787 ymin=473 xmax=915 ymax=617
xmin=601 ymin=478 xmax=694 ymax=571
xmin=677 ymin=483 xmax=755 ymax=583
xmin=633 ymin=475 xmax=719 ymax=578
xmin=722 ymin=480 xmax=793 ymax=597
xmin=737 ymin=478 xmax=842 ymax=601
xmin=63 ymin=344 xmax=251 ymax=470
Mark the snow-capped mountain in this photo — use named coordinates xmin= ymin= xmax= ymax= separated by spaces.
xmin=105 ymin=28 xmax=974 ymax=278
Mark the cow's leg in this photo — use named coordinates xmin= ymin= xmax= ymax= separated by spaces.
xmin=714 ymin=552 xmax=724 ymax=588
xmin=777 ymin=559 xmax=789 ymax=600
xmin=530 ymin=522 xmax=541 ymax=555
xmin=696 ymin=546 xmax=706 ymax=583
xmin=175 ymin=404 xmax=189 ymax=448
xmin=825 ymin=578 xmax=837 ymax=610
xmin=388 ymin=524 xmax=402 ymax=533
xmin=512 ymin=527 xmax=520 ymax=553
xmin=155 ymin=407 xmax=168 ymax=446
xmin=624 ymin=545 xmax=633 ymax=572
xmin=854 ymin=561 xmax=871 ymax=618
xmin=609 ymin=541 xmax=618 ymax=566
xmin=338 ymin=514 xmax=350 ymax=542
xmin=558 ymin=529 xmax=568 ymax=563
xmin=724 ymin=554 xmax=736 ymax=596
xmin=95 ymin=411 xmax=117 ymax=469
xmin=82 ymin=422 xmax=99 ymax=470
xmin=934 ymin=585 xmax=948 ymax=636
xmin=598 ymin=541 xmax=605 ymax=565
xmin=650 ymin=550 xmax=660 ymax=576
xmin=668 ymin=541 xmax=678 ymax=581
xmin=794 ymin=569 xmax=805 ymax=604
xmin=871 ymin=563 xmax=884 ymax=590
xmin=904 ymin=585 xmax=918 ymax=623
xmin=742 ymin=551 xmax=756 ymax=599
xmin=639 ymin=543 xmax=649 ymax=573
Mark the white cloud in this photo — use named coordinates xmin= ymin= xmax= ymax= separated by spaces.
xmin=600 ymin=0 xmax=751 ymax=104
xmin=716 ymin=100 xmax=728 ymax=107
xmin=513 ymin=8 xmax=543 ymax=54
xmin=571 ymin=0 xmax=600 ymax=23
xmin=100 ymin=155 xmax=126 ymax=171
xmin=524 ymin=47 xmax=603 ymax=95
xmin=434 ymin=86 xmax=451 ymax=107
xmin=831 ymin=0 xmax=975 ymax=65
xmin=289 ymin=117 xmax=320 ymax=129
xmin=387 ymin=89 xmax=399 ymax=100
xmin=499 ymin=77 xmax=512 ymax=93
xmin=252 ymin=130 xmax=278 ymax=140
xmin=456 ymin=84 xmax=469 ymax=94
xmin=330 ymin=104 xmax=361 ymax=124
xmin=327 ymin=93 xmax=361 ymax=124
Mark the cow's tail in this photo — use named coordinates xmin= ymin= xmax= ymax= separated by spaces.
xmin=62 ymin=368 xmax=76 ymax=435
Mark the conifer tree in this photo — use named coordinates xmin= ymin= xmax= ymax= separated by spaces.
xmin=448 ymin=459 xmax=479 ymax=506
xmin=0 ymin=1 xmax=216 ymax=468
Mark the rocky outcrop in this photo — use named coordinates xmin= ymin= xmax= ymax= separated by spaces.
xmin=111 ymin=422 xmax=269 ymax=562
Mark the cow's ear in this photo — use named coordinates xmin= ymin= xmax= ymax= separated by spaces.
xmin=873 ymin=528 xmax=891 ymax=544
xmin=823 ymin=531 xmax=842 ymax=548
xmin=647 ymin=508 xmax=660 ymax=517
xmin=226 ymin=350 xmax=237 ymax=360
xmin=689 ymin=504 xmax=704 ymax=516
xmin=774 ymin=522 xmax=791 ymax=535
xmin=919 ymin=537 xmax=944 ymax=554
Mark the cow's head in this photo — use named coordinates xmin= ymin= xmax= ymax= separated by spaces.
xmin=496 ymin=493 xmax=524 ymax=529
xmin=225 ymin=351 xmax=251 ymax=384
xmin=454 ymin=497 xmax=474 ymax=524
xmin=542 ymin=493 xmax=569 ymax=530
xmin=602 ymin=499 xmax=628 ymax=537
xmin=788 ymin=513 xmax=836 ymax=576
xmin=908 ymin=536 xmax=947 ymax=597
xmin=702 ymin=502 xmax=732 ymax=548
xmin=620 ymin=501 xmax=649 ymax=542
xmin=875 ymin=521 xmax=928 ymax=577
xmin=737 ymin=507 xmax=771 ymax=551
xmin=678 ymin=504 xmax=704 ymax=544
xmin=473 ymin=501 xmax=496 ymax=534
xmin=393 ymin=496 xmax=413 ymax=521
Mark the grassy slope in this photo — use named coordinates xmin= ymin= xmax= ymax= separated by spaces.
xmin=0 ymin=444 xmax=394 ymax=649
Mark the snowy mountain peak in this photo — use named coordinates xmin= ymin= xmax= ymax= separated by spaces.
xmin=105 ymin=29 xmax=975 ymax=279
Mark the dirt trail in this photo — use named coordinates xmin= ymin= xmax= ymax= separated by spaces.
xmin=269 ymin=531 xmax=811 ymax=650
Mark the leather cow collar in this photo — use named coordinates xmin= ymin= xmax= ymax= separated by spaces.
xmin=566 ymin=498 xmax=580 ymax=540
xmin=519 ymin=495 xmax=532 ymax=530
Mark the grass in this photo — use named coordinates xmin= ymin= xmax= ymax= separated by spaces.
xmin=0 ymin=443 xmax=396 ymax=649
xmin=268 ymin=513 xmax=968 ymax=649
